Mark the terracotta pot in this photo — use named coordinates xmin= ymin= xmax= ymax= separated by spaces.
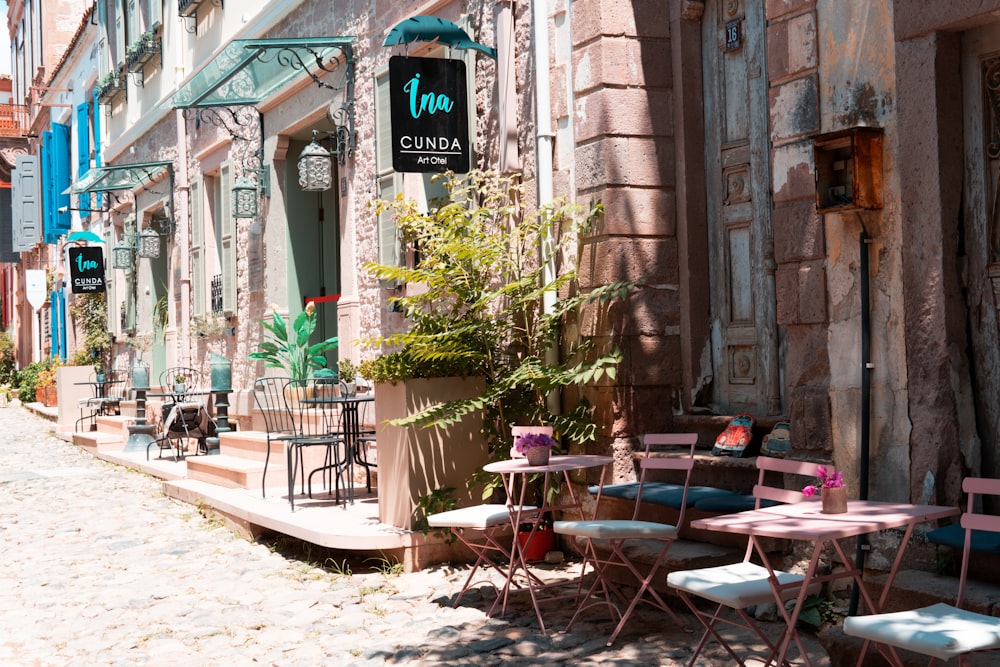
xmin=821 ymin=486 xmax=848 ymax=514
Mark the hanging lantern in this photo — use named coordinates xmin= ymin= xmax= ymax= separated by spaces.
xmin=137 ymin=227 xmax=160 ymax=259
xmin=297 ymin=132 xmax=332 ymax=191
xmin=111 ymin=239 xmax=134 ymax=270
xmin=232 ymin=176 xmax=258 ymax=218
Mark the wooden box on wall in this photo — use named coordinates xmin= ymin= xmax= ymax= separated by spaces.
xmin=814 ymin=127 xmax=884 ymax=213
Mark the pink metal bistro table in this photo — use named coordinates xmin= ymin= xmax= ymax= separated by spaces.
xmin=691 ymin=500 xmax=959 ymax=666
xmin=483 ymin=454 xmax=613 ymax=633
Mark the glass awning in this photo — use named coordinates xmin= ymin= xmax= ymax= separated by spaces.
xmin=171 ymin=37 xmax=355 ymax=109
xmin=65 ymin=161 xmax=173 ymax=195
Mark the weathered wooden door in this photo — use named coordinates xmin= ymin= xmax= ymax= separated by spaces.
xmin=961 ymin=23 xmax=1000 ymax=480
xmin=702 ymin=0 xmax=781 ymax=415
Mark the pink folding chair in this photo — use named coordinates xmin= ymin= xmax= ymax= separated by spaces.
xmin=844 ymin=476 xmax=1000 ymax=666
xmin=426 ymin=502 xmax=535 ymax=608
xmin=666 ymin=456 xmax=823 ymax=666
xmin=552 ymin=432 xmax=697 ymax=645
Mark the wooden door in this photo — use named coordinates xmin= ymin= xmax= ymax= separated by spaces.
xmin=961 ymin=23 xmax=1000 ymax=480
xmin=702 ymin=0 xmax=781 ymax=414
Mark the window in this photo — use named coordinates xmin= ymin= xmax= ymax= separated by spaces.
xmin=191 ymin=161 xmax=235 ymax=317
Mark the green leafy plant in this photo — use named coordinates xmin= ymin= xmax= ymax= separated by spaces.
xmin=16 ymin=360 xmax=49 ymax=399
xmin=337 ymin=358 xmax=358 ymax=382
xmin=0 ymin=331 xmax=16 ymax=386
xmin=362 ymin=170 xmax=635 ymax=499
xmin=69 ymin=293 xmax=111 ymax=373
xmin=249 ymin=301 xmax=338 ymax=380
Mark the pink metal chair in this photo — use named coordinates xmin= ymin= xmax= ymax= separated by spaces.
xmin=666 ymin=456 xmax=823 ymax=666
xmin=844 ymin=476 xmax=1000 ymax=666
xmin=552 ymin=432 xmax=697 ymax=645
xmin=426 ymin=502 xmax=535 ymax=608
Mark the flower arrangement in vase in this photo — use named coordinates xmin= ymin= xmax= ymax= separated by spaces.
xmin=803 ymin=465 xmax=847 ymax=514
xmin=515 ymin=432 xmax=557 ymax=466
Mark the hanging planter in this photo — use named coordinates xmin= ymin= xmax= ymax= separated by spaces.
xmin=126 ymin=33 xmax=161 ymax=73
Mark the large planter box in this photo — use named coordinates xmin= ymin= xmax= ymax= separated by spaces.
xmin=55 ymin=366 xmax=93 ymax=428
xmin=375 ymin=376 xmax=487 ymax=530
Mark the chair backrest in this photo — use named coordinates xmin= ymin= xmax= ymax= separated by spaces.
xmin=510 ymin=425 xmax=554 ymax=458
xmin=252 ymin=377 xmax=296 ymax=435
xmin=103 ymin=369 xmax=129 ymax=402
xmin=752 ymin=456 xmax=824 ymax=507
xmin=160 ymin=366 xmax=203 ymax=390
xmin=956 ymin=477 xmax=1000 ymax=607
xmin=284 ymin=378 xmax=340 ymax=438
xmin=633 ymin=433 xmax=698 ymax=523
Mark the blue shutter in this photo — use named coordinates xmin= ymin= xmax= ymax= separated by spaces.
xmin=12 ymin=155 xmax=41 ymax=251
xmin=52 ymin=123 xmax=72 ymax=235
xmin=76 ymin=102 xmax=90 ymax=215
xmin=42 ymin=130 xmax=54 ymax=243
xmin=93 ymin=88 xmax=102 ymax=168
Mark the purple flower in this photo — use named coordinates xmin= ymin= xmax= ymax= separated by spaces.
xmin=514 ymin=432 xmax=556 ymax=455
xmin=803 ymin=465 xmax=845 ymax=495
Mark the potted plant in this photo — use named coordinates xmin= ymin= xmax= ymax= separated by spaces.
xmin=35 ymin=360 xmax=61 ymax=407
xmin=361 ymin=170 xmax=634 ymax=529
xmin=249 ymin=300 xmax=338 ymax=387
xmin=514 ymin=431 xmax=557 ymax=466
xmin=338 ymin=358 xmax=358 ymax=396
xmin=173 ymin=374 xmax=187 ymax=394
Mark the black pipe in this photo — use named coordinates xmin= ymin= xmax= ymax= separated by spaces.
xmin=850 ymin=229 xmax=873 ymax=616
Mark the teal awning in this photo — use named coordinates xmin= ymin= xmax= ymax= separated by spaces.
xmin=171 ymin=37 xmax=355 ymax=109
xmin=66 ymin=230 xmax=105 ymax=244
xmin=383 ymin=16 xmax=496 ymax=59
xmin=65 ymin=161 xmax=173 ymax=195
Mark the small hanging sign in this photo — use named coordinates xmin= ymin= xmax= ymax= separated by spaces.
xmin=725 ymin=20 xmax=742 ymax=52
xmin=389 ymin=56 xmax=470 ymax=173
xmin=68 ymin=246 xmax=106 ymax=294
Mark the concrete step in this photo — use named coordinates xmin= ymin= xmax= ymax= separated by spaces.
xmin=218 ymin=430 xmax=270 ymax=461
xmin=186 ymin=453 xmax=286 ymax=490
xmin=73 ymin=430 xmax=125 ymax=454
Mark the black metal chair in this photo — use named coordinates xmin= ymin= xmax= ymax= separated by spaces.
xmin=147 ymin=366 xmax=213 ymax=460
xmin=353 ymin=397 xmax=377 ymax=493
xmin=252 ymin=377 xmax=296 ymax=498
xmin=284 ymin=378 xmax=348 ymax=510
xmin=75 ymin=369 xmax=128 ymax=432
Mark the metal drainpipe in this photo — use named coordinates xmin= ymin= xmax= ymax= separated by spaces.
xmin=850 ymin=229 xmax=873 ymax=616
xmin=534 ymin=0 xmax=559 ymax=415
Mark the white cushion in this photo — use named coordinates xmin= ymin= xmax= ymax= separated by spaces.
xmin=426 ymin=504 xmax=535 ymax=530
xmin=553 ymin=519 xmax=678 ymax=540
xmin=667 ymin=561 xmax=817 ymax=607
xmin=843 ymin=602 xmax=1000 ymax=661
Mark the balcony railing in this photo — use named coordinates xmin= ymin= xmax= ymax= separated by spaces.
xmin=0 ymin=104 xmax=28 ymax=137
xmin=126 ymin=35 xmax=161 ymax=73
xmin=210 ymin=274 xmax=223 ymax=315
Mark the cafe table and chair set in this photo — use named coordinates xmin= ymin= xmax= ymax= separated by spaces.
xmin=429 ymin=428 xmax=1000 ymax=665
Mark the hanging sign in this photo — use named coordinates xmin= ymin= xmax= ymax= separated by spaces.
xmin=67 ymin=246 xmax=106 ymax=294
xmin=25 ymin=269 xmax=46 ymax=310
xmin=389 ymin=56 xmax=470 ymax=173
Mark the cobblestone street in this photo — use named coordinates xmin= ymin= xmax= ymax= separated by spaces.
xmin=0 ymin=406 xmax=830 ymax=665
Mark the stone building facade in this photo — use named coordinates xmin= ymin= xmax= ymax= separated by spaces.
xmin=7 ymin=0 xmax=1000 ymax=516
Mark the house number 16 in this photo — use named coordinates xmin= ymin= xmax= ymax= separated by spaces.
xmin=725 ymin=19 xmax=741 ymax=52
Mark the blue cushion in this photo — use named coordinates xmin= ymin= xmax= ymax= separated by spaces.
xmin=590 ymin=482 xmax=736 ymax=510
xmin=926 ymin=524 xmax=1000 ymax=553
xmin=693 ymin=494 xmax=783 ymax=513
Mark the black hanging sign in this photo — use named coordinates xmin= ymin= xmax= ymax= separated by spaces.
xmin=389 ymin=56 xmax=470 ymax=173
xmin=68 ymin=246 xmax=106 ymax=294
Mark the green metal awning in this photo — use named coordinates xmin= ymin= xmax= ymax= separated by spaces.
xmin=171 ymin=37 xmax=355 ymax=109
xmin=65 ymin=161 xmax=173 ymax=195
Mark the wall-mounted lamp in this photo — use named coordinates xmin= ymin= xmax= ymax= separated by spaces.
xmin=112 ymin=239 xmax=134 ymax=270
xmin=298 ymin=131 xmax=334 ymax=192
xmin=232 ymin=176 xmax=258 ymax=218
xmin=136 ymin=227 xmax=160 ymax=259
